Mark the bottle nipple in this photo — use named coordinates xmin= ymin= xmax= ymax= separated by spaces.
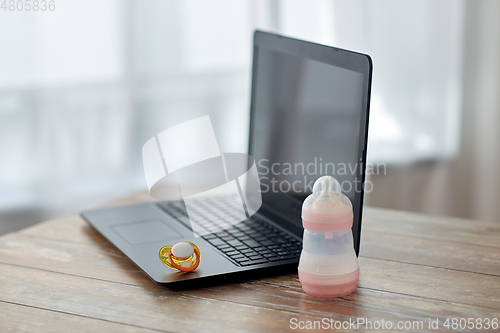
xmin=311 ymin=176 xmax=343 ymax=212
xmin=301 ymin=176 xmax=353 ymax=231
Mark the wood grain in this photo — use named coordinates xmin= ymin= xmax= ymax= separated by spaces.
xmin=14 ymin=211 xmax=500 ymax=280
xmin=1 ymin=261 xmax=499 ymax=333
xmin=0 ymin=264 xmax=344 ymax=333
xmin=362 ymin=207 xmax=500 ymax=248
xmin=0 ymin=301 xmax=160 ymax=333
xmin=0 ymin=197 xmax=499 ymax=332
xmin=360 ymin=230 xmax=500 ymax=276
xmin=0 ymin=227 xmax=499 ymax=323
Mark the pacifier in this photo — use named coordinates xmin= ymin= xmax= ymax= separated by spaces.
xmin=159 ymin=242 xmax=201 ymax=272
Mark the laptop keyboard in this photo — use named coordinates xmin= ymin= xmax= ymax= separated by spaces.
xmin=157 ymin=200 xmax=302 ymax=267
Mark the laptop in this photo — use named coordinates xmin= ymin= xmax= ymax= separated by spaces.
xmin=81 ymin=31 xmax=372 ymax=287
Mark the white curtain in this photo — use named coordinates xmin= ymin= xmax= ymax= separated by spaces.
xmin=2 ymin=0 xmax=492 ymax=223
xmin=367 ymin=0 xmax=500 ymax=223
xmin=0 ymin=0 xmax=258 ymax=214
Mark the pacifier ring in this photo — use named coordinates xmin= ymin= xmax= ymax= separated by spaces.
xmin=159 ymin=242 xmax=201 ymax=272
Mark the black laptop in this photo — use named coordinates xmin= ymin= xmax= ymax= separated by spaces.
xmin=81 ymin=31 xmax=372 ymax=286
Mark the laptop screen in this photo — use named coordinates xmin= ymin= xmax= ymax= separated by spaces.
xmin=249 ymin=32 xmax=371 ymax=254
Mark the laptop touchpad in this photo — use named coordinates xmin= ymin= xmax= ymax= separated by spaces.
xmin=111 ymin=219 xmax=183 ymax=245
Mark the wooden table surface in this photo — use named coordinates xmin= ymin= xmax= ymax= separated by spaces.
xmin=0 ymin=192 xmax=499 ymax=332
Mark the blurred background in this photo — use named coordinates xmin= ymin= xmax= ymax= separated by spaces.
xmin=1 ymin=0 xmax=499 ymax=235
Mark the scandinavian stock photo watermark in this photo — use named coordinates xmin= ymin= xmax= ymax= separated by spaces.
xmin=289 ymin=317 xmax=499 ymax=331
xmin=1 ymin=0 xmax=55 ymax=11
xmin=142 ymin=115 xmax=385 ymax=236
xmin=257 ymin=158 xmax=386 ymax=194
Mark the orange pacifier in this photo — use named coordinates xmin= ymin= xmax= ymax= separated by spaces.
xmin=159 ymin=242 xmax=201 ymax=272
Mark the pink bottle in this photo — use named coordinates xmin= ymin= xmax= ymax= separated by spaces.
xmin=298 ymin=176 xmax=359 ymax=297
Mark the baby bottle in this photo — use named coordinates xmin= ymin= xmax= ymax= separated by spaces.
xmin=298 ymin=176 xmax=359 ymax=297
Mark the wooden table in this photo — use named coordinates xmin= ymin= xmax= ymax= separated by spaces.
xmin=0 ymin=192 xmax=499 ymax=332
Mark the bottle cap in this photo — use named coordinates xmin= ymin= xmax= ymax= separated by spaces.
xmin=301 ymin=176 xmax=353 ymax=232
